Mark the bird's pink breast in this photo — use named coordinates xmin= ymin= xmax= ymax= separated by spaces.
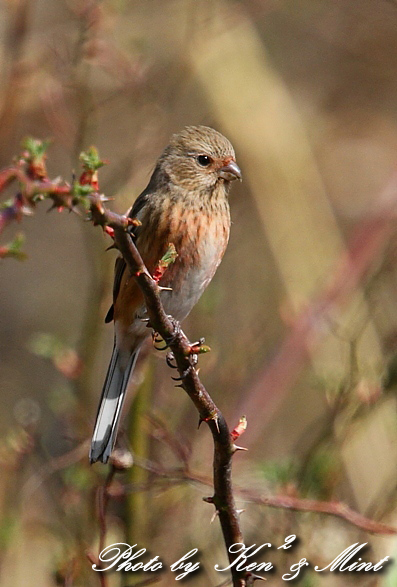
xmin=137 ymin=198 xmax=230 ymax=321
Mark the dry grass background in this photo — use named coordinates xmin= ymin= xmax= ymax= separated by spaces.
xmin=2 ymin=0 xmax=397 ymax=585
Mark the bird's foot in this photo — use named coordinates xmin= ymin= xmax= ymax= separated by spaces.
xmin=166 ymin=351 xmax=178 ymax=369
xmin=163 ymin=316 xmax=182 ymax=346
xmin=171 ymin=352 xmax=198 ymax=381
xmin=152 ymin=331 xmax=168 ymax=351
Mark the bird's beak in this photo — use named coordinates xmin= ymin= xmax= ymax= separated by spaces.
xmin=218 ymin=160 xmax=242 ymax=181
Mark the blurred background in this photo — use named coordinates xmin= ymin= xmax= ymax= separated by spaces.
xmin=1 ymin=0 xmax=397 ymax=585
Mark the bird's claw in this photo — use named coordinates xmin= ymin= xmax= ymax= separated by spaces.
xmin=171 ymin=352 xmax=198 ymax=381
xmin=171 ymin=364 xmax=194 ymax=381
xmin=152 ymin=332 xmax=168 ymax=351
xmin=163 ymin=316 xmax=182 ymax=346
xmin=151 ymin=317 xmax=182 ymax=351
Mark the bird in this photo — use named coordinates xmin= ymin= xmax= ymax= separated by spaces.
xmin=90 ymin=125 xmax=241 ymax=463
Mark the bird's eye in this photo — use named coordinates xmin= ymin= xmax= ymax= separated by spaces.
xmin=197 ymin=155 xmax=212 ymax=167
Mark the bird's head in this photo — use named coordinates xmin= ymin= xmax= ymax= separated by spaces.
xmin=158 ymin=125 xmax=241 ymax=193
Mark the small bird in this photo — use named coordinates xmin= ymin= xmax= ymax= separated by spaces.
xmin=90 ymin=125 xmax=241 ymax=463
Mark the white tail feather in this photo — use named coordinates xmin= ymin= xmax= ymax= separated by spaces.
xmin=90 ymin=346 xmax=139 ymax=463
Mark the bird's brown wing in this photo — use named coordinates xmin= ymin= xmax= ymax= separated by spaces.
xmin=105 ymin=256 xmax=126 ymax=323
xmin=104 ymin=187 xmax=152 ymax=324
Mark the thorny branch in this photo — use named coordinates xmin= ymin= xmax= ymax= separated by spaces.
xmin=0 ymin=140 xmax=248 ymax=587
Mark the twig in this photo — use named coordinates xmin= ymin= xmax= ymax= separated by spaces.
xmin=241 ymin=492 xmax=397 ymax=536
xmin=146 ymin=413 xmax=191 ymax=468
xmin=122 ymin=465 xmax=397 ymax=536
xmin=22 ymin=440 xmax=89 ymax=501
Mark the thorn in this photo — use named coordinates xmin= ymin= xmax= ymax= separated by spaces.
xmin=236 ymin=509 xmax=245 ymax=516
xmin=174 ymin=383 xmax=184 ymax=388
xmin=247 ymin=573 xmax=267 ymax=583
xmin=210 ymin=510 xmax=220 ymax=523
xmin=214 ymin=415 xmax=220 ymax=434
xmin=198 ymin=417 xmax=203 ymax=429
xmin=232 ymin=444 xmax=248 ymax=453
xmin=158 ymin=285 xmax=173 ymax=291
xmin=106 ymin=244 xmax=118 ymax=251
xmin=198 ymin=413 xmax=220 ymax=433
xmin=140 ymin=317 xmax=150 ymax=323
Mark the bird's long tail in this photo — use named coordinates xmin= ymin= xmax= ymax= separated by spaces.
xmin=90 ymin=345 xmax=139 ymax=464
